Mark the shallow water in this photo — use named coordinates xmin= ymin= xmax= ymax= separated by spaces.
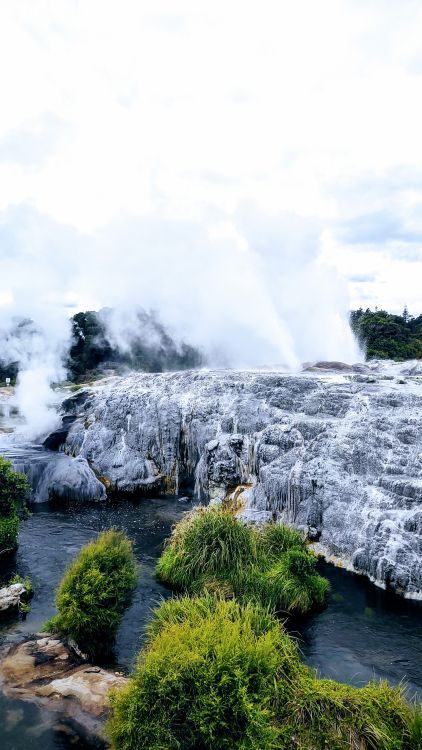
xmin=0 ymin=500 xmax=421 ymax=748
xmin=292 ymin=560 xmax=422 ymax=700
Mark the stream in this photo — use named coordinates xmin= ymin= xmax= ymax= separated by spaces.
xmin=0 ymin=498 xmax=421 ymax=748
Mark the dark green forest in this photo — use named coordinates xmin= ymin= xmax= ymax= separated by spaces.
xmin=350 ymin=307 xmax=422 ymax=360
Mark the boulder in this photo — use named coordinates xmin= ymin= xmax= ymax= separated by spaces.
xmin=0 ymin=635 xmax=127 ymax=738
xmin=0 ymin=583 xmax=27 ymax=617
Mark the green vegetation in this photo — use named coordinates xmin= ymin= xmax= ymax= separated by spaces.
xmin=0 ymin=457 xmax=29 ymax=555
xmin=7 ymin=573 xmax=34 ymax=614
xmin=107 ymin=596 xmax=298 ymax=750
xmin=107 ymin=595 xmax=417 ymax=750
xmin=46 ymin=530 xmax=138 ymax=660
xmin=279 ymin=670 xmax=416 ymax=750
xmin=8 ymin=573 xmax=33 ymax=597
xmin=156 ymin=506 xmax=328 ymax=615
xmin=0 ymin=514 xmax=20 ymax=555
xmin=409 ymin=703 xmax=422 ymax=749
xmin=351 ymin=307 xmax=422 ymax=360
xmin=68 ymin=308 xmax=203 ymax=382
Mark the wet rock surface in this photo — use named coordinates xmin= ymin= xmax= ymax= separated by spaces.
xmin=58 ymin=362 xmax=422 ymax=597
xmin=4 ymin=445 xmax=106 ymax=504
xmin=0 ymin=635 xmax=127 ymax=738
xmin=0 ymin=584 xmax=27 ymax=617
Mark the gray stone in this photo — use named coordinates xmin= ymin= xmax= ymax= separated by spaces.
xmin=0 ymin=583 xmax=27 ymax=616
xmin=55 ymin=362 xmax=422 ymax=597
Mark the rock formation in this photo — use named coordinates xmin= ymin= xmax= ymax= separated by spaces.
xmin=53 ymin=362 xmax=422 ymax=598
xmin=0 ymin=582 xmax=28 ymax=617
xmin=0 ymin=635 xmax=127 ymax=739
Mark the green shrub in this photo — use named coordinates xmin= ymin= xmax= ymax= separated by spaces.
xmin=0 ymin=513 xmax=20 ymax=555
xmin=108 ymin=594 xmax=417 ymax=750
xmin=107 ymin=596 xmax=299 ymax=750
xmin=0 ymin=456 xmax=29 ymax=516
xmin=279 ymin=670 xmax=416 ymax=750
xmin=156 ymin=507 xmax=328 ymax=616
xmin=0 ymin=457 xmax=29 ymax=555
xmin=47 ymin=530 xmax=138 ymax=660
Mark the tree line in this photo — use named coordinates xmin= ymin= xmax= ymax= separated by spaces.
xmin=350 ymin=306 xmax=422 ymax=360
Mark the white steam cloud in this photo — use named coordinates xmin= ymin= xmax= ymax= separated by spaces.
xmin=0 ymin=204 xmax=360 ymax=441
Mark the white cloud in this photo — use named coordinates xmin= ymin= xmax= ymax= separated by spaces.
xmin=0 ymin=0 xmax=421 ymax=387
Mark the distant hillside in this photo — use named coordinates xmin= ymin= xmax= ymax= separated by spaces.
xmin=67 ymin=308 xmax=203 ymax=382
xmin=351 ymin=307 xmax=422 ymax=360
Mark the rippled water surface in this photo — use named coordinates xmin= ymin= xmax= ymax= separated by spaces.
xmin=0 ymin=500 xmax=421 ymax=748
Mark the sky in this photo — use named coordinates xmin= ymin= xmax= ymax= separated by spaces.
xmin=0 ymin=0 xmax=422 ymax=374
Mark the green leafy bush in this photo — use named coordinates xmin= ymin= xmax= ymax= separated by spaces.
xmin=156 ymin=506 xmax=328 ymax=615
xmin=0 ymin=456 xmax=28 ymax=555
xmin=47 ymin=530 xmax=138 ymax=660
xmin=0 ymin=514 xmax=20 ymax=555
xmin=107 ymin=596 xmax=299 ymax=750
xmin=0 ymin=456 xmax=28 ymax=516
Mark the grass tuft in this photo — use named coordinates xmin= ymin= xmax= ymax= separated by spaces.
xmin=280 ymin=671 xmax=418 ymax=750
xmin=108 ymin=593 xmax=419 ymax=750
xmin=108 ymin=595 xmax=298 ymax=750
xmin=156 ymin=506 xmax=328 ymax=616
xmin=46 ymin=529 xmax=138 ymax=660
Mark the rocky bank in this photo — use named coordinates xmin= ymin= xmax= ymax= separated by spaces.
xmin=48 ymin=362 xmax=422 ymax=598
xmin=0 ymin=635 xmax=127 ymax=739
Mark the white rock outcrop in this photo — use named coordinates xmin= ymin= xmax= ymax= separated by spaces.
xmin=56 ymin=362 xmax=422 ymax=597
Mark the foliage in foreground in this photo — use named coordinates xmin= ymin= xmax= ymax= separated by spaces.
xmin=156 ymin=506 xmax=328 ymax=615
xmin=46 ymin=530 xmax=138 ymax=660
xmin=108 ymin=596 xmax=298 ymax=750
xmin=107 ymin=595 xmax=418 ymax=750
xmin=0 ymin=456 xmax=29 ymax=555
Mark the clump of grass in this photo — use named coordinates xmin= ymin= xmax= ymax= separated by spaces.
xmin=0 ymin=514 xmax=20 ymax=555
xmin=156 ymin=506 xmax=256 ymax=590
xmin=146 ymin=592 xmax=279 ymax=643
xmin=156 ymin=506 xmax=328 ymax=616
xmin=46 ymin=530 xmax=138 ymax=660
xmin=279 ymin=670 xmax=417 ymax=750
xmin=9 ymin=573 xmax=33 ymax=613
xmin=8 ymin=573 xmax=33 ymax=597
xmin=107 ymin=595 xmax=299 ymax=750
xmin=108 ymin=593 xmax=418 ymax=750
xmin=409 ymin=702 xmax=422 ymax=749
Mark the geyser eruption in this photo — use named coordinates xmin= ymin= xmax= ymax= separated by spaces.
xmin=0 ymin=204 xmax=361 ymax=437
xmin=0 ymin=315 xmax=71 ymax=440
